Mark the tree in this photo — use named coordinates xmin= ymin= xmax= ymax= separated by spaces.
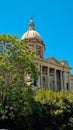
xmin=0 ymin=34 xmax=39 ymax=129
xmin=0 ymin=34 xmax=39 ymax=88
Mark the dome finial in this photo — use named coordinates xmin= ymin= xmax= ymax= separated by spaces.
xmin=29 ymin=17 xmax=35 ymax=30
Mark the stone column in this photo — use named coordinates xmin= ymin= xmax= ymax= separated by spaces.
xmin=69 ymin=72 xmax=71 ymax=90
xmin=54 ymin=69 xmax=57 ymax=91
xmin=64 ymin=71 xmax=66 ymax=90
xmin=40 ymin=65 xmax=42 ymax=87
xmin=60 ymin=71 xmax=63 ymax=90
xmin=48 ymin=67 xmax=50 ymax=89
xmin=34 ymin=44 xmax=36 ymax=50
xmin=37 ymin=64 xmax=41 ymax=88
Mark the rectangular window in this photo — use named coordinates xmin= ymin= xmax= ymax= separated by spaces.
xmin=34 ymin=80 xmax=37 ymax=86
xmin=66 ymin=83 xmax=69 ymax=90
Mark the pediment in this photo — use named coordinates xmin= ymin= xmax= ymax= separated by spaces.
xmin=46 ymin=57 xmax=59 ymax=65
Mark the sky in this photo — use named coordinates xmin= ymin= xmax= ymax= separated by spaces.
xmin=0 ymin=0 xmax=73 ymax=73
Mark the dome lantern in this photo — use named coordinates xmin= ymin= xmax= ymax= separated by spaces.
xmin=29 ymin=18 xmax=35 ymax=30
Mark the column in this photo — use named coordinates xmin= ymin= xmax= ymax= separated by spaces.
xmin=69 ymin=72 xmax=71 ymax=90
xmin=40 ymin=65 xmax=42 ymax=87
xmin=34 ymin=44 xmax=36 ymax=50
xmin=60 ymin=71 xmax=63 ymax=90
xmin=54 ymin=69 xmax=57 ymax=91
xmin=64 ymin=71 xmax=66 ymax=89
xmin=48 ymin=67 xmax=50 ymax=89
xmin=37 ymin=64 xmax=40 ymax=88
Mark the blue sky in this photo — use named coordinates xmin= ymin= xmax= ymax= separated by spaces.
xmin=0 ymin=0 xmax=73 ymax=72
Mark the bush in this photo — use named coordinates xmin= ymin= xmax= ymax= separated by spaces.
xmin=0 ymin=87 xmax=73 ymax=129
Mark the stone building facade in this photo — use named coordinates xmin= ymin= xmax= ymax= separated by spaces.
xmin=21 ymin=18 xmax=73 ymax=91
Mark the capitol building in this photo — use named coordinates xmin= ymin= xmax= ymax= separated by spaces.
xmin=21 ymin=18 xmax=73 ymax=91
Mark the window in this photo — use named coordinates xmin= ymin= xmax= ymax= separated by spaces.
xmin=36 ymin=46 xmax=42 ymax=57
xmin=66 ymin=83 xmax=69 ymax=90
xmin=34 ymin=80 xmax=37 ymax=86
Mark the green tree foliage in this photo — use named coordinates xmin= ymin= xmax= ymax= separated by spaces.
xmin=0 ymin=34 xmax=39 ymax=88
xmin=35 ymin=88 xmax=73 ymax=130
xmin=0 ymin=34 xmax=39 ymax=129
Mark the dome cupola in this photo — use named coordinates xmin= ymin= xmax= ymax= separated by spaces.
xmin=21 ymin=18 xmax=42 ymax=41
xmin=21 ymin=18 xmax=45 ymax=58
